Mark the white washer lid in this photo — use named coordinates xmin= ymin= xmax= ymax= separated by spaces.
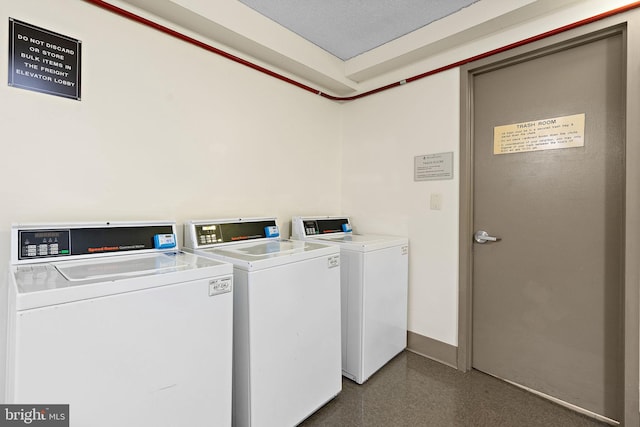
xmin=309 ymin=234 xmax=408 ymax=252
xmin=193 ymin=239 xmax=338 ymax=270
xmin=54 ymin=253 xmax=190 ymax=281
xmin=11 ymin=252 xmax=233 ymax=310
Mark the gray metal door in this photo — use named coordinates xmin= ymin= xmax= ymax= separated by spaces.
xmin=472 ymin=31 xmax=624 ymax=422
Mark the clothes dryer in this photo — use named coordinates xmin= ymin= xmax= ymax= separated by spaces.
xmin=291 ymin=216 xmax=409 ymax=384
xmin=3 ymin=221 xmax=234 ymax=427
xmin=184 ymin=217 xmax=341 ymax=427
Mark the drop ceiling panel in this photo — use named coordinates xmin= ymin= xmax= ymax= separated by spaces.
xmin=238 ymin=0 xmax=480 ymax=60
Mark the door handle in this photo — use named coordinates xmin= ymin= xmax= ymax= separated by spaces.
xmin=474 ymin=230 xmax=501 ymax=244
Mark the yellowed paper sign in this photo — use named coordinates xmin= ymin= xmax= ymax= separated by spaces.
xmin=494 ymin=113 xmax=585 ymax=155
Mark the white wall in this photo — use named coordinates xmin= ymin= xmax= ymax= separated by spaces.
xmin=0 ymin=0 xmax=342 ymax=280
xmin=340 ymin=0 xmax=640 ymax=349
xmin=2 ymin=0 xmax=638 ymax=361
xmin=341 ymin=71 xmax=460 ymax=345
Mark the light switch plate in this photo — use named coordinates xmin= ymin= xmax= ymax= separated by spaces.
xmin=430 ymin=193 xmax=442 ymax=210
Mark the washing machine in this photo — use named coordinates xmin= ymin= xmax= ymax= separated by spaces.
xmin=2 ymin=221 xmax=234 ymax=427
xmin=291 ymin=216 xmax=409 ymax=384
xmin=183 ymin=217 xmax=341 ymax=427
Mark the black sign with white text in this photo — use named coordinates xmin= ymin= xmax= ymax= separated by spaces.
xmin=8 ymin=19 xmax=81 ymax=100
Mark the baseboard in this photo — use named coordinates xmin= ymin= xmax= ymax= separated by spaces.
xmin=406 ymin=331 xmax=458 ymax=369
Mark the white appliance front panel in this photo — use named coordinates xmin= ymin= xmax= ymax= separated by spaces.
xmin=233 ymin=258 xmax=341 ymax=427
xmin=7 ymin=276 xmax=234 ymax=427
xmin=361 ymin=246 xmax=409 ymax=382
xmin=341 ymin=246 xmax=408 ymax=384
xmin=341 ymin=250 xmax=362 ymax=379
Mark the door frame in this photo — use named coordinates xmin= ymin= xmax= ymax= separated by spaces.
xmin=458 ymin=14 xmax=640 ymax=426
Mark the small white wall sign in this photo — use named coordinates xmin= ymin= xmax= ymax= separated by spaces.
xmin=414 ymin=152 xmax=454 ymax=181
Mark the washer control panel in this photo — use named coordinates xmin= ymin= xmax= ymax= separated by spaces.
xmin=302 ymin=218 xmax=351 ymax=236
xmin=15 ymin=224 xmax=175 ymax=261
xmin=193 ymin=219 xmax=278 ymax=247
xmin=19 ymin=229 xmax=71 ymax=259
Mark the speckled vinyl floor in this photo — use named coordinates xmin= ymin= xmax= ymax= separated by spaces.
xmin=300 ymin=351 xmax=609 ymax=427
